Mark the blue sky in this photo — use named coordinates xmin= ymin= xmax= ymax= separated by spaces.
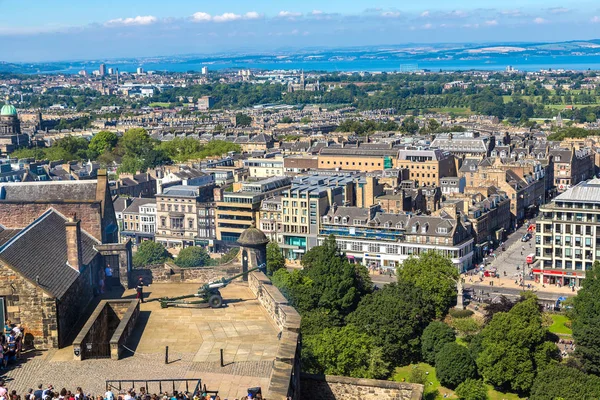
xmin=1 ymin=0 xmax=600 ymax=62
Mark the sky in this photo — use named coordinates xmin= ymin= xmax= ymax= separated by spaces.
xmin=1 ymin=0 xmax=600 ymax=62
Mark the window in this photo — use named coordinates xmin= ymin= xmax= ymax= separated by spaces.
xmin=188 ymin=219 xmax=194 ymax=229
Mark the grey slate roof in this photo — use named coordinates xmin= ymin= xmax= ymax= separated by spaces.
xmin=555 ymin=179 xmax=600 ymax=203
xmin=0 ymin=181 xmax=97 ymax=202
xmin=123 ymin=198 xmax=156 ymax=213
xmin=0 ymin=209 xmax=100 ymax=300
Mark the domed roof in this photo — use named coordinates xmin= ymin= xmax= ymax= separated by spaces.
xmin=0 ymin=104 xmax=17 ymax=116
xmin=237 ymin=225 xmax=269 ymax=246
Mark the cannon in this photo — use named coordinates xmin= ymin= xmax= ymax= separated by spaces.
xmin=150 ymin=264 xmax=266 ymax=309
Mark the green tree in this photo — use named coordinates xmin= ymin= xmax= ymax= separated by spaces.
xmin=276 ymin=235 xmax=371 ymax=319
xmin=300 ymin=116 xmax=312 ymax=124
xmin=280 ymin=116 xmax=293 ymax=123
xmin=235 ymin=113 xmax=252 ymax=126
xmin=572 ymin=260 xmax=600 ymax=374
xmin=421 ymin=321 xmax=456 ymax=365
xmin=530 ymin=365 xmax=600 ymax=400
xmin=476 ymin=296 xmax=557 ymax=394
xmin=119 ymin=128 xmax=155 ymax=157
xmin=88 ymin=131 xmax=118 ymax=158
xmin=174 ymin=246 xmax=211 ymax=268
xmin=435 ymin=342 xmax=478 ymax=389
xmin=347 ymin=282 xmax=436 ymax=365
xmin=302 ymin=324 xmax=389 ymax=379
xmin=397 ymin=251 xmax=459 ymax=318
xmin=455 ymin=379 xmax=489 ymax=400
xmin=266 ymin=242 xmax=285 ymax=276
xmin=133 ymin=241 xmax=172 ymax=268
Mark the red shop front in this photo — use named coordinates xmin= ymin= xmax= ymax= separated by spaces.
xmin=532 ymin=268 xmax=585 ymax=287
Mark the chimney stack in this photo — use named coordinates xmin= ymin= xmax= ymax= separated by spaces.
xmin=65 ymin=214 xmax=83 ymax=272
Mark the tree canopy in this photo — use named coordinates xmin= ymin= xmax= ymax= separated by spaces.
xmin=421 ymin=321 xmax=457 ymax=365
xmin=455 ymin=379 xmax=489 ymax=400
xmin=476 ymin=295 xmax=559 ymax=394
xmin=572 ymin=260 xmax=600 ymax=375
xmin=174 ymin=246 xmax=211 ymax=268
xmin=529 ymin=365 xmax=600 ymax=400
xmin=133 ymin=241 xmax=172 ymax=268
xmin=397 ymin=251 xmax=459 ymax=318
xmin=435 ymin=342 xmax=478 ymax=389
xmin=347 ymin=282 xmax=436 ymax=366
xmin=302 ymin=324 xmax=389 ymax=379
xmin=266 ymin=241 xmax=285 ymax=276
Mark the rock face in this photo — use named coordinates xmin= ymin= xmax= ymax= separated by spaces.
xmin=300 ymin=374 xmax=424 ymax=400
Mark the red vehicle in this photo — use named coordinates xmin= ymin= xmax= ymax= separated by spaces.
xmin=526 ymin=254 xmax=535 ymax=264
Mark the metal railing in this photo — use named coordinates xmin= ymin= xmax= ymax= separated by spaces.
xmin=105 ymin=379 xmax=216 ymax=397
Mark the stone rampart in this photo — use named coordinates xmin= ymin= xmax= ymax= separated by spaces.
xmin=300 ymin=374 xmax=424 ymax=400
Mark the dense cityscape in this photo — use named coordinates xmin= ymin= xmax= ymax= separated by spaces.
xmin=3 ymin=4 xmax=600 ymax=400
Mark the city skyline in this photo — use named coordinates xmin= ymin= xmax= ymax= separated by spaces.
xmin=1 ymin=1 xmax=600 ymax=62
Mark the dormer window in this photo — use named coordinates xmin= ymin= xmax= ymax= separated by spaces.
xmin=385 ymin=221 xmax=391 ymax=228
xmin=342 ymin=217 xmax=348 ymax=224
xmin=421 ymin=223 xmax=428 ymax=234
xmin=396 ymin=222 xmax=404 ymax=229
xmin=555 ymin=156 xmax=561 ymax=162
xmin=322 ymin=216 xmax=329 ymax=223
xmin=438 ymin=227 xmax=448 ymax=234
xmin=412 ymin=223 xmax=419 ymax=233
xmin=334 ymin=216 xmax=339 ymax=223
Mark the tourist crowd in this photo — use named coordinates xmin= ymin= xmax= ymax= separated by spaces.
xmin=0 ymin=383 xmax=263 ymax=400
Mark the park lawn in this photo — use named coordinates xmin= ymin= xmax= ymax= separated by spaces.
xmin=149 ymin=102 xmax=172 ymax=108
xmin=487 ymin=386 xmax=523 ymax=400
xmin=392 ymin=363 xmax=524 ymax=400
xmin=548 ymin=314 xmax=572 ymax=335
xmin=429 ymin=107 xmax=473 ymax=115
xmin=392 ymin=363 xmax=453 ymax=399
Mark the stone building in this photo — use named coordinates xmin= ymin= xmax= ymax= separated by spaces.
xmin=550 ymin=147 xmax=594 ymax=192
xmin=0 ymin=104 xmax=30 ymax=154
xmin=0 ymin=170 xmax=118 ymax=243
xmin=0 ymin=210 xmax=107 ymax=348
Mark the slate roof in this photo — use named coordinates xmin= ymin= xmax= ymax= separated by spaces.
xmin=0 ymin=209 xmax=100 ymax=300
xmin=123 ymin=198 xmax=156 ymax=213
xmin=0 ymin=181 xmax=97 ymax=202
xmin=555 ymin=179 xmax=600 ymax=203
xmin=0 ymin=227 xmax=20 ymax=247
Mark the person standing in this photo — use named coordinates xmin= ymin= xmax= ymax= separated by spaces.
xmin=136 ymin=278 xmax=144 ymax=303
xmin=104 ymin=264 xmax=113 ymax=291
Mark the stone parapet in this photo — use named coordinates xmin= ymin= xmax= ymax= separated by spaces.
xmin=132 ymin=263 xmax=241 ymax=285
xmin=248 ymin=271 xmax=301 ymax=400
xmin=300 ymin=374 xmax=424 ymax=400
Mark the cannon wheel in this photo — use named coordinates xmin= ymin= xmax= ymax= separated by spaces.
xmin=208 ymin=294 xmax=223 ymax=308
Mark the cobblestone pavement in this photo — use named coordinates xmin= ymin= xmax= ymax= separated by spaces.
xmin=0 ymin=283 xmax=278 ymax=400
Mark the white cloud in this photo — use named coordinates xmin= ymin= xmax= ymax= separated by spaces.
xmin=192 ymin=12 xmax=212 ymax=22
xmin=501 ymin=10 xmax=523 ymax=17
xmin=485 ymin=20 xmax=499 ymax=26
xmin=213 ymin=13 xmax=242 ymax=22
xmin=534 ymin=17 xmax=548 ymax=24
xmin=278 ymin=11 xmax=302 ymax=18
xmin=312 ymin=10 xmax=323 ymax=15
xmin=381 ymin=11 xmax=401 ymax=18
xmin=592 ymin=16 xmax=600 ymax=23
xmin=421 ymin=11 xmax=430 ymax=17
xmin=291 ymin=29 xmax=299 ymax=35
xmin=105 ymin=15 xmax=157 ymax=26
xmin=422 ymin=23 xmax=433 ymax=29
xmin=244 ymin=11 xmax=261 ymax=20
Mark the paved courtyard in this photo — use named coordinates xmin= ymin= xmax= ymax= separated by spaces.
xmin=1 ymin=282 xmax=280 ymax=400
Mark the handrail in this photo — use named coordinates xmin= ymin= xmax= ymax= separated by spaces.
xmin=105 ymin=379 xmax=216 ymax=396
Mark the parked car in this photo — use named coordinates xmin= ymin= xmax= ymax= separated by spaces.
xmin=521 ymin=233 xmax=532 ymax=242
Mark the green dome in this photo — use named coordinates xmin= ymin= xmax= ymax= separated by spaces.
xmin=0 ymin=104 xmax=17 ymax=116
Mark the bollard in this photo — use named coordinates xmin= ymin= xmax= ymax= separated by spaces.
xmin=220 ymin=348 xmax=224 ymax=367
xmin=165 ymin=346 xmax=169 ymax=365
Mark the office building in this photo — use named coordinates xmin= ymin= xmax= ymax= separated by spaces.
xmin=215 ymin=177 xmax=291 ymax=244
xmin=319 ymin=204 xmax=474 ymax=272
xmin=202 ymin=66 xmax=209 ymax=75
xmin=99 ymin=63 xmax=106 ymax=76
xmin=535 ymin=179 xmax=600 ymax=287
xmin=119 ymin=198 xmax=156 ymax=244
xmin=244 ymin=156 xmax=284 ymax=178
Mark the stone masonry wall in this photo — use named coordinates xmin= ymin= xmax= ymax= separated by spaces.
xmin=248 ymin=271 xmax=302 ymax=400
xmin=0 ymin=262 xmax=58 ymax=349
xmin=132 ymin=263 xmax=241 ymax=285
xmin=0 ymin=202 xmax=104 ymax=241
xmin=300 ymin=374 xmax=424 ymax=400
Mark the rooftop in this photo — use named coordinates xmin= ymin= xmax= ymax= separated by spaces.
xmin=554 ymin=179 xmax=600 ymax=204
